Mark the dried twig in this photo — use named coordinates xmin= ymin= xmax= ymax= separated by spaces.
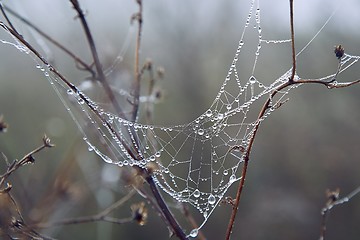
xmin=289 ymin=0 xmax=296 ymax=81
xmin=0 ymin=135 xmax=54 ymax=189
xmin=32 ymin=189 xmax=137 ymax=229
xmin=131 ymin=0 xmax=143 ymax=122
xmin=1 ymin=4 xmax=95 ymax=76
xmin=224 ymin=1 xmax=360 ymax=239
xmin=1 ymin=10 xmax=188 ymax=238
xmin=319 ymin=187 xmax=360 ymax=240
xmin=69 ymin=0 xmax=125 ymax=119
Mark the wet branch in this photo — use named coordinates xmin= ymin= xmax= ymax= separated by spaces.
xmin=69 ymin=0 xmax=125 ymax=119
xmin=225 ymin=1 xmax=360 ymax=239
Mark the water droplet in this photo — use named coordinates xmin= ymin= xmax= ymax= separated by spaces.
xmin=203 ymin=211 xmax=208 ymax=218
xmin=208 ymin=194 xmax=216 ymax=205
xmin=226 ymin=104 xmax=232 ymax=110
xmin=67 ymin=89 xmax=74 ymax=95
xmin=193 ymin=189 xmax=200 ymax=198
xmin=205 ymin=109 xmax=212 ymax=117
xmin=249 ymin=76 xmax=256 ymax=84
xmin=223 ymin=169 xmax=228 ymax=175
xmin=197 ymin=129 xmax=204 ymax=136
xmin=217 ymin=113 xmax=224 ymax=120
xmin=155 ymin=151 xmax=161 ymax=158
xmin=229 ymin=174 xmax=237 ymax=183
xmin=189 ymin=228 xmax=198 ymax=238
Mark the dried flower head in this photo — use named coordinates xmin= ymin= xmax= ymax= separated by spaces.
xmin=326 ymin=188 xmax=340 ymax=206
xmin=131 ymin=202 xmax=148 ymax=226
xmin=0 ymin=115 xmax=9 ymax=133
xmin=42 ymin=134 xmax=55 ymax=148
xmin=334 ymin=45 xmax=344 ymax=59
xmin=156 ymin=67 xmax=165 ymax=79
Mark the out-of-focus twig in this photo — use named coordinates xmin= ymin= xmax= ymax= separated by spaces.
xmin=32 ymin=189 xmax=137 ymax=229
xmin=69 ymin=0 xmax=125 ymax=119
xmin=319 ymin=187 xmax=360 ymax=240
xmin=0 ymin=135 xmax=54 ymax=189
xmin=131 ymin=0 xmax=143 ymax=122
xmin=1 ymin=4 xmax=95 ymax=76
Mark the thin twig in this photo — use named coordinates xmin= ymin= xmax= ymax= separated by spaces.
xmin=0 ymin=3 xmax=19 ymax=35
xmin=69 ymin=0 xmax=126 ymax=119
xmin=32 ymin=189 xmax=136 ymax=229
xmin=0 ymin=21 xmax=188 ymax=239
xmin=0 ymin=135 xmax=54 ymax=189
xmin=289 ymin=0 xmax=296 ymax=81
xmin=131 ymin=0 xmax=143 ymax=122
xmin=319 ymin=186 xmax=360 ymax=240
xmin=224 ymin=10 xmax=360 ymax=238
xmin=145 ymin=173 xmax=189 ymax=240
xmin=1 ymin=4 xmax=95 ymax=76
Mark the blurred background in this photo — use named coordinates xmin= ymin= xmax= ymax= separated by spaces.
xmin=0 ymin=0 xmax=360 ymax=239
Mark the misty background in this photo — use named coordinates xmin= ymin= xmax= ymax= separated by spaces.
xmin=0 ymin=0 xmax=360 ymax=239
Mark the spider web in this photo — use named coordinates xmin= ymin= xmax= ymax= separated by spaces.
xmin=1 ymin=0 xmax=360 ymax=237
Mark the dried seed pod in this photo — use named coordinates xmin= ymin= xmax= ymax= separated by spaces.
xmin=131 ymin=202 xmax=148 ymax=226
xmin=334 ymin=45 xmax=344 ymax=59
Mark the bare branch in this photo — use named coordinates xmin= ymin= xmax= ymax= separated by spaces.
xmin=1 ymin=4 xmax=95 ymax=76
xmin=131 ymin=0 xmax=144 ymax=122
xmin=0 ymin=135 xmax=54 ymax=189
xmin=69 ymin=0 xmax=126 ymax=119
xmin=289 ymin=0 xmax=296 ymax=82
xmin=319 ymin=187 xmax=360 ymax=240
xmin=32 ymin=189 xmax=136 ymax=229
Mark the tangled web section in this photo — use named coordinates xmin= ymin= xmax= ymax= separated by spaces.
xmin=1 ymin=0 xmax=360 ymax=237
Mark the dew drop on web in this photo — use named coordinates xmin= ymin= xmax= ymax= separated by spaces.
xmin=208 ymin=194 xmax=216 ymax=205
xmin=189 ymin=228 xmax=198 ymax=238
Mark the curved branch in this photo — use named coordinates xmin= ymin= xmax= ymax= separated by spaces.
xmin=1 ymin=4 xmax=95 ymax=76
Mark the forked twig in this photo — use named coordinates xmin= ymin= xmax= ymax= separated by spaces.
xmin=0 ymin=135 xmax=54 ymax=189
xmin=1 ymin=4 xmax=95 ymax=76
xmin=0 ymin=17 xmax=188 ymax=240
xmin=224 ymin=1 xmax=360 ymax=239
xmin=69 ymin=0 xmax=125 ymax=119
xmin=0 ymin=3 xmax=18 ymax=35
xmin=319 ymin=187 xmax=360 ymax=240
xmin=32 ymin=189 xmax=136 ymax=229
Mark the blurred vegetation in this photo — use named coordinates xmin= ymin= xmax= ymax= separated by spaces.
xmin=0 ymin=0 xmax=360 ymax=239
